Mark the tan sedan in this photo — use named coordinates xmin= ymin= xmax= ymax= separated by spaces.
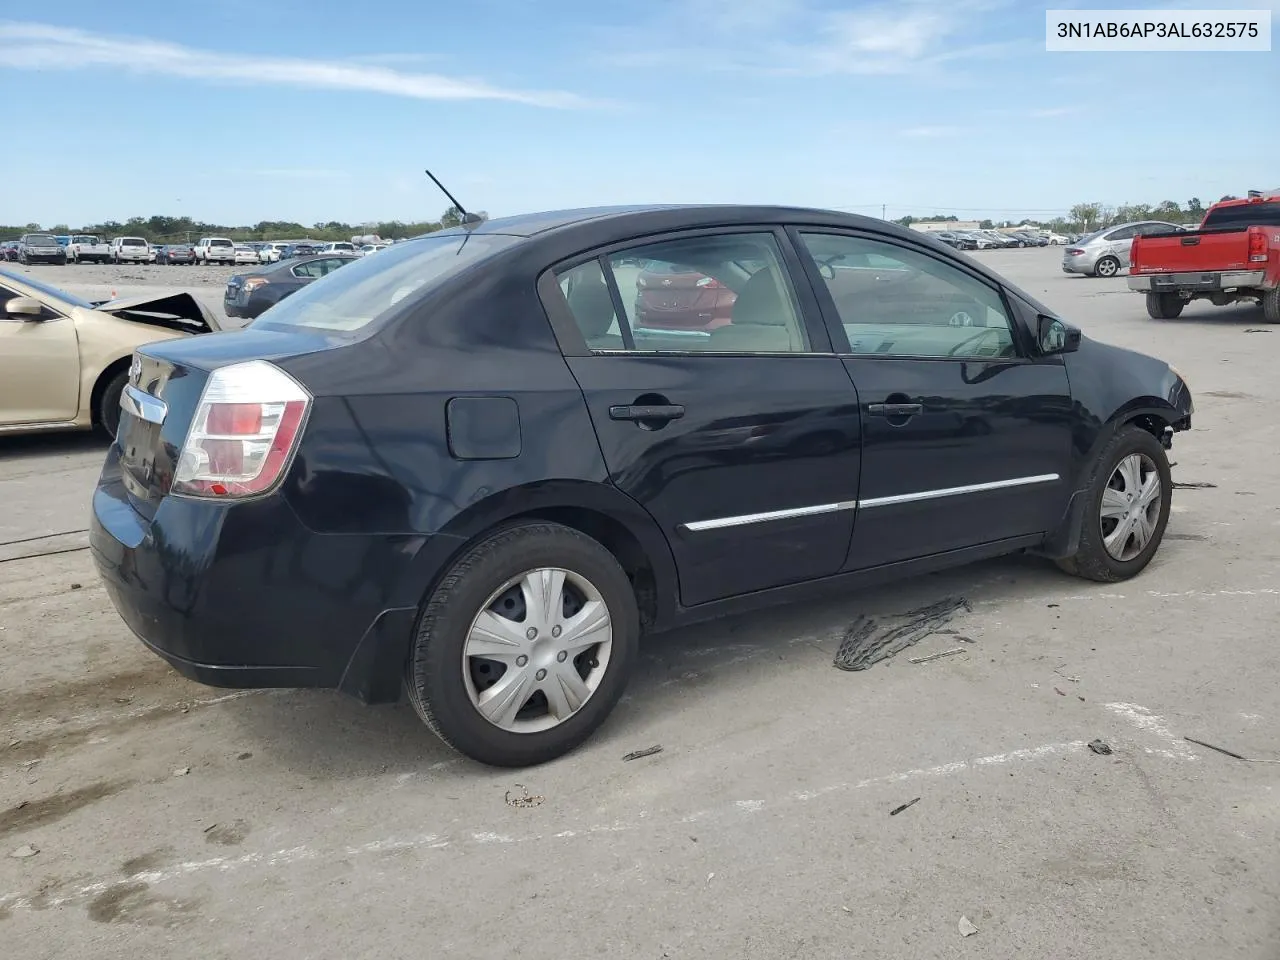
xmin=0 ymin=269 xmax=221 ymax=437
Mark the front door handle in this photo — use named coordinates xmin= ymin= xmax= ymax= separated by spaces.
xmin=609 ymin=403 xmax=685 ymax=422
xmin=868 ymin=402 xmax=922 ymax=418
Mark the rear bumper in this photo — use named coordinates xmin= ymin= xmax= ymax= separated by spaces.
xmin=90 ymin=451 xmax=449 ymax=703
xmin=1127 ymin=270 xmax=1268 ymax=292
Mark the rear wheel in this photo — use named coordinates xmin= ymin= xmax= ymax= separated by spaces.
xmin=1056 ymin=425 xmax=1171 ymax=582
xmin=1094 ymin=256 xmax=1120 ymax=278
xmin=406 ymin=521 xmax=639 ymax=767
xmin=1146 ymin=292 xmax=1184 ymax=319
xmin=1263 ymin=287 xmax=1280 ymax=323
xmin=96 ymin=369 xmax=128 ymax=439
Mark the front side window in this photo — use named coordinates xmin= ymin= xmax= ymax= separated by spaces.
xmin=797 ymin=232 xmax=1016 ymax=360
xmin=559 ymin=231 xmax=810 ymax=354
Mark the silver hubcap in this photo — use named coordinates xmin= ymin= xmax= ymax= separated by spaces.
xmin=1098 ymin=259 xmax=1117 ymax=276
xmin=1101 ymin=453 xmax=1162 ymax=561
xmin=463 ymin=568 xmax=613 ymax=734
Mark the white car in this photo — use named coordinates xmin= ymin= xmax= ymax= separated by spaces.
xmin=68 ymin=235 xmax=111 ymax=264
xmin=233 ymin=245 xmax=261 ymax=265
xmin=322 ymin=241 xmax=358 ymax=255
xmin=358 ymin=243 xmax=388 ymax=256
xmin=1046 ymin=233 xmax=1070 ymax=245
xmin=194 ymin=237 xmax=236 ymax=265
xmin=111 ymin=237 xmax=151 ymax=264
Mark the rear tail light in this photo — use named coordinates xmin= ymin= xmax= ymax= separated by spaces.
xmin=1067 ymin=248 xmax=1083 ymax=256
xmin=172 ymin=360 xmax=310 ymax=499
xmin=1248 ymin=230 xmax=1267 ymax=263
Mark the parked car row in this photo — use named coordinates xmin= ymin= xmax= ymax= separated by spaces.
xmin=0 ymin=235 xmax=389 ymax=267
xmin=932 ymin=229 xmax=1070 ymax=251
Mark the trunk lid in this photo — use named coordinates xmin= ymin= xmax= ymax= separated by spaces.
xmin=115 ymin=329 xmax=331 ymax=520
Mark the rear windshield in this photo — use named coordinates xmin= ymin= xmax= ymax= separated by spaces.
xmin=26 ymin=235 xmax=57 ymax=244
xmin=252 ymin=232 xmax=519 ymax=333
xmin=1202 ymin=201 xmax=1280 ymax=230
xmin=121 ymin=238 xmax=146 ymax=246
xmin=72 ymin=235 xmax=98 ymax=244
xmin=209 ymin=239 xmax=233 ymax=247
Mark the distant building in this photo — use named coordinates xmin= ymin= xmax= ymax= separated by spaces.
xmin=910 ymin=221 xmax=981 ymax=233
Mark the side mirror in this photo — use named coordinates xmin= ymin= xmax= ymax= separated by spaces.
xmin=1037 ymin=315 xmax=1081 ymax=355
xmin=6 ymin=297 xmax=44 ymax=319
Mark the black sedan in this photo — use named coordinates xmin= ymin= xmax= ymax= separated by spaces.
xmin=223 ymin=253 xmax=358 ymax=319
xmin=155 ymin=244 xmax=196 ymax=265
xmin=91 ymin=204 xmax=1193 ymax=768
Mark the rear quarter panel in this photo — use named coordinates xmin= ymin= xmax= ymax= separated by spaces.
xmin=72 ymin=308 xmax=188 ymax=422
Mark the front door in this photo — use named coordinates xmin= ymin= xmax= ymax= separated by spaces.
xmin=553 ymin=229 xmax=862 ymax=608
xmin=791 ymin=230 xmax=1074 ymax=570
xmin=0 ymin=284 xmax=80 ymax=425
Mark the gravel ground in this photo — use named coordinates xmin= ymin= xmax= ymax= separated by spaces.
xmin=2 ymin=248 xmax=1279 ymax=959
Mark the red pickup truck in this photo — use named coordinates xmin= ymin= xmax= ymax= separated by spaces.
xmin=1128 ymin=193 xmax=1280 ymax=322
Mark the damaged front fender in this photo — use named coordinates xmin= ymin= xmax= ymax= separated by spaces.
xmin=91 ymin=291 xmax=222 ymax=334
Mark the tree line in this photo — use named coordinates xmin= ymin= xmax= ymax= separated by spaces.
xmin=2 ymin=207 xmax=486 ymax=243
xmin=893 ymin=196 xmax=1236 ymax=234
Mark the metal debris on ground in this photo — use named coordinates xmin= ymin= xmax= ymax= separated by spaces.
xmin=1088 ymin=740 xmax=1113 ymax=755
xmin=622 ymin=745 xmax=664 ymax=762
xmin=9 ymin=844 xmax=40 ymax=859
xmin=908 ymin=647 xmax=966 ymax=665
xmin=889 ymin=797 xmax=921 ymax=816
xmin=959 ymin=916 xmax=979 ymax=937
xmin=504 ymin=784 xmax=545 ymax=808
xmin=1243 ymin=328 xmax=1271 ymax=333
xmin=1184 ymin=737 xmax=1280 ymax=763
xmin=1172 ymin=481 xmax=1217 ymax=489
xmin=1054 ymin=687 xmax=1067 ymax=696
xmin=203 ymin=823 xmax=217 ymax=833
xmin=1054 ymin=669 xmax=1080 ymax=682
xmin=833 ymin=597 xmax=971 ymax=671
xmin=173 ymin=767 xmax=191 ymax=777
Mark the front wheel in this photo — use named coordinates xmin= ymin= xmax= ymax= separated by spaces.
xmin=1056 ymin=425 xmax=1172 ymax=582
xmin=96 ymin=369 xmax=128 ymax=438
xmin=1146 ymin=292 xmax=1184 ymax=319
xmin=1093 ymin=256 xmax=1120 ymax=278
xmin=406 ymin=521 xmax=639 ymax=767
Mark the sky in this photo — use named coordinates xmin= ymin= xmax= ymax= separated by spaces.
xmin=1 ymin=0 xmax=1276 ymax=227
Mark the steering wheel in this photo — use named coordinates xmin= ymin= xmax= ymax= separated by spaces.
xmin=946 ymin=327 xmax=1007 ymax=358
xmin=947 ymin=310 xmax=976 ymax=327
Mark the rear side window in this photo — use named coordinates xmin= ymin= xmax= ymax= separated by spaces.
xmin=252 ymin=233 xmax=518 ymax=333
xmin=1202 ymin=201 xmax=1280 ymax=229
xmin=558 ymin=231 xmax=810 ymax=354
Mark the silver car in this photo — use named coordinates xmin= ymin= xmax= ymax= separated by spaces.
xmin=1062 ymin=220 xmax=1184 ymax=278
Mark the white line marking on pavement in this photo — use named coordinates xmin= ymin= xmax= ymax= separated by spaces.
xmin=1 ymin=739 xmax=1101 ymax=913
xmin=1104 ymin=702 xmax=1198 ymax=760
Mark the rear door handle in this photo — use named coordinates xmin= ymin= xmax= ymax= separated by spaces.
xmin=609 ymin=403 xmax=685 ymax=422
xmin=868 ymin=402 xmax=922 ymax=418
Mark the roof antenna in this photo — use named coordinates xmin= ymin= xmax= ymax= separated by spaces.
xmin=424 ymin=168 xmax=483 ymax=226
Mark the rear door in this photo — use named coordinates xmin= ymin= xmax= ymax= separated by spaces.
xmin=548 ymin=227 xmax=862 ymax=608
xmin=791 ymin=229 xmax=1074 ymax=570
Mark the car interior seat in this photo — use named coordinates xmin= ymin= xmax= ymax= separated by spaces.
xmin=567 ymin=277 xmax=625 ymax=349
xmin=708 ymin=268 xmax=802 ymax=352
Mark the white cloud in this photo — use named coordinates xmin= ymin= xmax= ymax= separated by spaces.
xmin=0 ymin=21 xmax=594 ymax=108
xmin=596 ymin=0 xmax=1023 ymax=76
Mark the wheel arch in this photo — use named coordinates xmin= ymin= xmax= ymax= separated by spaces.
xmin=88 ymin=355 xmax=132 ymax=427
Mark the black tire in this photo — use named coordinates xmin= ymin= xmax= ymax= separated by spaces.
xmin=1056 ymin=425 xmax=1172 ymax=583
xmin=96 ymin=369 xmax=128 ymax=439
xmin=1263 ymin=286 xmax=1280 ymax=324
xmin=1146 ymin=292 xmax=1184 ymax=320
xmin=406 ymin=521 xmax=639 ymax=767
xmin=1093 ymin=256 xmax=1120 ymax=278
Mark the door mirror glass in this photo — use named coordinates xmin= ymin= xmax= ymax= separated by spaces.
xmin=1037 ymin=315 xmax=1080 ymax=355
xmin=6 ymin=297 xmax=43 ymax=318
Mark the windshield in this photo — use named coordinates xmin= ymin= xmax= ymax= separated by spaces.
xmin=253 ymin=232 xmax=520 ymax=333
xmin=26 ymin=235 xmax=57 ymax=245
xmin=0 ymin=268 xmax=95 ymax=309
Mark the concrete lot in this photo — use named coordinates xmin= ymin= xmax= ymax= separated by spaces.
xmin=2 ymin=248 xmax=1278 ymax=959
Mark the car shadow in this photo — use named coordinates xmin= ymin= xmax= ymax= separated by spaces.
xmin=0 ymin=431 xmax=111 ymax=459
xmin=223 ymin=552 xmax=1074 ymax=777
